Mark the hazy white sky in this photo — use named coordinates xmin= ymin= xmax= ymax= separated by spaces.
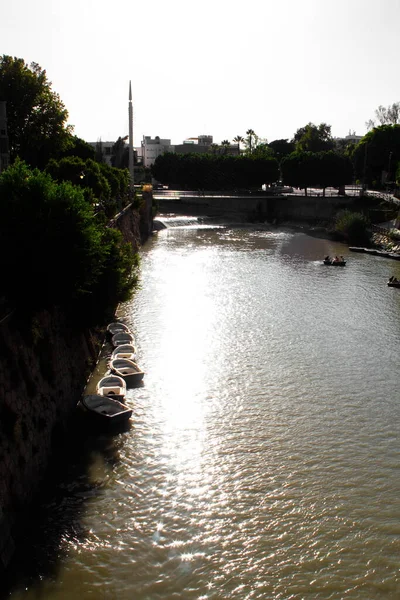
xmin=1 ymin=0 xmax=399 ymax=145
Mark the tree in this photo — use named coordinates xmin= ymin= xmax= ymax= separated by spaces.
xmin=353 ymin=125 xmax=400 ymax=187
xmin=95 ymin=139 xmax=104 ymax=163
xmin=46 ymin=156 xmax=130 ymax=216
xmin=281 ymin=151 xmax=352 ymax=196
xmin=245 ymin=129 xmax=257 ymax=154
xmin=268 ymin=139 xmax=295 ymax=159
xmin=221 ymin=140 xmax=230 ymax=154
xmin=151 ymin=153 xmax=279 ymax=190
xmin=251 ymin=143 xmax=274 ymax=159
xmin=59 ymin=136 xmax=96 ymax=161
xmin=292 ymin=122 xmax=334 ymax=153
xmin=0 ymin=55 xmax=73 ymax=168
xmin=233 ymin=135 xmax=244 ymax=154
xmin=0 ymin=160 xmax=138 ymax=316
xmin=366 ymin=102 xmax=400 ymax=130
xmin=111 ymin=136 xmax=129 ymax=168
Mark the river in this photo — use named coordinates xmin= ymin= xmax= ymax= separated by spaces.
xmin=4 ymin=217 xmax=400 ymax=599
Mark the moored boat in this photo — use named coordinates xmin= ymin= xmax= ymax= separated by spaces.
xmin=96 ymin=374 xmax=127 ymax=401
xmin=110 ymin=358 xmax=144 ymax=386
xmin=107 ymin=322 xmax=130 ymax=337
xmin=111 ymin=331 xmax=135 ymax=347
xmin=80 ymin=394 xmax=132 ymax=424
xmin=111 ymin=344 xmax=137 ymax=361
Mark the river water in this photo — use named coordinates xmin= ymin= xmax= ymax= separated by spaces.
xmin=4 ymin=217 xmax=400 ymax=599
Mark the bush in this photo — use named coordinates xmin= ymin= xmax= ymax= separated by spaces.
xmin=333 ymin=210 xmax=371 ymax=245
xmin=0 ymin=161 xmax=139 ymax=317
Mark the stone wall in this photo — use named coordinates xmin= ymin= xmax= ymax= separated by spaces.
xmin=157 ymin=194 xmax=356 ymax=223
xmin=0 ymin=308 xmax=100 ymax=569
xmin=0 ymin=202 xmax=150 ymax=570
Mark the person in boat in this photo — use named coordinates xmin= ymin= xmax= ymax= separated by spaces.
xmin=333 ymin=255 xmax=339 ymax=263
xmin=324 ymin=255 xmax=330 ymax=262
xmin=389 ymin=276 xmax=394 ymax=282
xmin=340 ymin=256 xmax=345 ymax=263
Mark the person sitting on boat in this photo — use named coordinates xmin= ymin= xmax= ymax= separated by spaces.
xmin=389 ymin=276 xmax=394 ymax=282
xmin=340 ymin=256 xmax=344 ymax=263
xmin=324 ymin=255 xmax=330 ymax=262
xmin=333 ymin=255 xmax=339 ymax=263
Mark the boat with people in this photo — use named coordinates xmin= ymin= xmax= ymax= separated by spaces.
xmin=323 ymin=255 xmax=346 ymax=266
xmin=80 ymin=394 xmax=132 ymax=425
xmin=96 ymin=374 xmax=127 ymax=401
xmin=110 ymin=358 xmax=145 ymax=386
xmin=387 ymin=276 xmax=400 ymax=287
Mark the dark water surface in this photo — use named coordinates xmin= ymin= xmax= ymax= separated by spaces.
xmin=4 ymin=219 xmax=400 ymax=599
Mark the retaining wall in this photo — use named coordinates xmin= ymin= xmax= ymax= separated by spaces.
xmin=157 ymin=194 xmax=356 ymax=222
xmin=0 ymin=203 xmax=148 ymax=570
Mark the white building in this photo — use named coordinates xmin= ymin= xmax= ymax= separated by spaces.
xmin=141 ymin=136 xmax=171 ymax=168
xmin=88 ymin=141 xmax=116 ymax=166
xmin=342 ymin=132 xmax=362 ymax=145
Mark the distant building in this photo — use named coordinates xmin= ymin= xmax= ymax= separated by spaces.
xmin=88 ymin=139 xmax=141 ymax=167
xmin=141 ymin=134 xmax=241 ymax=167
xmin=141 ymin=136 xmax=171 ymax=168
xmin=88 ymin=140 xmax=116 ymax=166
xmin=337 ymin=131 xmax=363 ymax=145
xmin=172 ymin=139 xmax=213 ymax=155
xmin=0 ymin=101 xmax=10 ymax=173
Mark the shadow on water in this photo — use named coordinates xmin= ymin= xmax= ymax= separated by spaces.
xmin=1 ymin=411 xmax=131 ymax=599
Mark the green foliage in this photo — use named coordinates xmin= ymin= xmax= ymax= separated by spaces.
xmin=333 ymin=210 xmax=370 ymax=245
xmin=111 ymin=136 xmax=129 ymax=168
xmin=281 ymin=151 xmax=353 ymax=193
xmin=46 ymin=157 xmax=131 ymax=216
xmin=366 ymin=102 xmax=400 ymax=130
xmin=0 ymin=55 xmax=73 ymax=168
xmin=353 ymin=125 xmax=400 ymax=187
xmin=268 ymin=139 xmax=295 ymax=159
xmin=292 ymin=123 xmax=335 ymax=153
xmin=151 ymin=153 xmax=279 ymax=190
xmin=59 ymin=136 xmax=96 ymax=161
xmin=0 ymin=161 xmax=139 ymax=317
xmin=244 ymin=129 xmax=258 ymax=154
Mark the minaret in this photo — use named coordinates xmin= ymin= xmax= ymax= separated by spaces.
xmin=128 ymin=81 xmax=134 ymax=191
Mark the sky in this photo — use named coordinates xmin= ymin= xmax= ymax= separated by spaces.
xmin=1 ymin=0 xmax=400 ymax=146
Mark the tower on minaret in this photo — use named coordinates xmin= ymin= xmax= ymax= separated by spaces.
xmin=128 ymin=81 xmax=134 ymax=192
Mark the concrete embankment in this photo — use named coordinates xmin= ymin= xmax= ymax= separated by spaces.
xmin=0 ymin=197 xmax=153 ymax=571
xmin=156 ymin=194 xmax=356 ymax=223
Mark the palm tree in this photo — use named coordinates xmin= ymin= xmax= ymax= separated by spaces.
xmin=246 ymin=129 xmax=256 ymax=154
xmin=233 ymin=135 xmax=244 ymax=155
xmin=221 ymin=140 xmax=230 ymax=155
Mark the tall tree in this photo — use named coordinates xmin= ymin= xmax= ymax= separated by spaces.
xmin=233 ymin=135 xmax=244 ymax=154
xmin=292 ymin=123 xmax=334 ymax=153
xmin=245 ymin=129 xmax=257 ymax=154
xmin=0 ymin=55 xmax=73 ymax=168
xmin=221 ymin=140 xmax=230 ymax=154
xmin=60 ymin=136 xmax=96 ymax=161
xmin=268 ymin=139 xmax=295 ymax=159
xmin=111 ymin=136 xmax=129 ymax=168
xmin=366 ymin=102 xmax=400 ymax=130
xmin=353 ymin=125 xmax=400 ymax=187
